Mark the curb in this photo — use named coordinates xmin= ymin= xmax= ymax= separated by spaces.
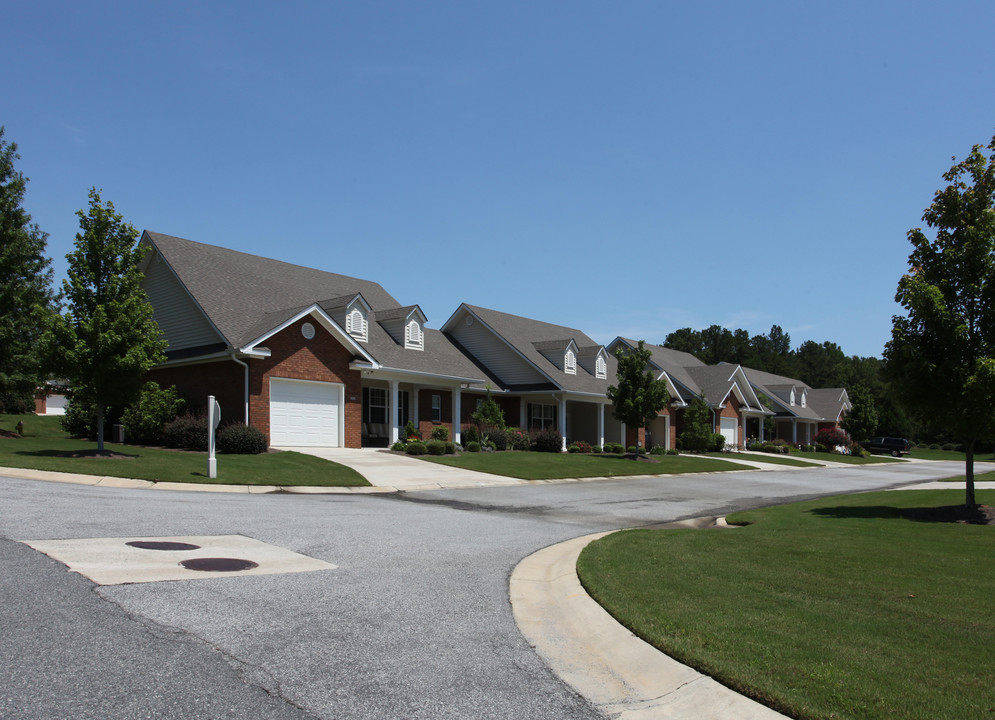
xmin=510 ymin=529 xmax=788 ymax=720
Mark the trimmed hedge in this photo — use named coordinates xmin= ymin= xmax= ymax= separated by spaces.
xmin=217 ymin=423 xmax=268 ymax=454
xmin=162 ymin=415 xmax=208 ymax=451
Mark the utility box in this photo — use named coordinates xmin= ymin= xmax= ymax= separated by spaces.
xmin=112 ymin=424 xmax=125 ymax=444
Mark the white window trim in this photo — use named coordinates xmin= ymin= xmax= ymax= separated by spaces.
xmin=347 ymin=307 xmax=368 ymax=342
xmin=405 ymin=318 xmax=423 ymax=350
xmin=564 ymin=349 xmax=576 ymax=375
xmin=595 ymin=354 xmax=607 ymax=379
xmin=431 ymin=394 xmax=442 ymax=422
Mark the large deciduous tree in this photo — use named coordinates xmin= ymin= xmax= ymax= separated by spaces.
xmin=607 ymin=340 xmax=670 ymax=456
xmin=885 ymin=134 xmax=995 ymax=508
xmin=0 ymin=127 xmax=57 ymax=412
xmin=49 ymin=189 xmax=165 ymax=451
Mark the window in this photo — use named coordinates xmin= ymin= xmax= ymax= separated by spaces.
xmin=564 ymin=349 xmax=576 ymax=375
xmin=529 ymin=403 xmax=556 ymax=430
xmin=431 ymin=394 xmax=442 ymax=422
xmin=346 ymin=307 xmax=367 ymax=342
xmin=363 ymin=387 xmax=387 ymax=424
xmin=405 ymin=319 xmax=423 ymax=350
xmin=595 ymin=354 xmax=607 ymax=379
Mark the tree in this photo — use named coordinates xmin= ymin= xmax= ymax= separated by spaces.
xmin=678 ymin=394 xmax=715 ymax=452
xmin=48 ymin=189 xmax=165 ymax=451
xmin=471 ymin=384 xmax=506 ymax=429
xmin=607 ymin=340 xmax=669 ymax=456
xmin=841 ymin=384 xmax=878 ymax=442
xmin=885 ymin=134 xmax=995 ymax=508
xmin=0 ymin=127 xmax=58 ymax=412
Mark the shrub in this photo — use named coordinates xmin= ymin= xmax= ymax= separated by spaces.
xmin=711 ymin=433 xmax=726 ymax=452
xmin=61 ymin=393 xmax=98 ymax=438
xmin=816 ymin=444 xmax=829 ymax=453
xmin=121 ymin=382 xmax=184 ymax=445
xmin=568 ymin=441 xmax=592 ymax=453
xmin=471 ymin=391 xmax=506 ymax=429
xmin=405 ymin=441 xmax=427 ymax=455
xmin=591 ymin=445 xmax=602 ymax=454
xmin=483 ymin=440 xmax=496 ymax=451
xmin=603 ymin=442 xmax=624 ymax=454
xmin=507 ymin=427 xmax=530 ymax=451
xmin=802 ymin=444 xmax=815 ymax=453
xmin=426 ymin=439 xmax=446 ymax=455
xmin=162 ymin=414 xmax=208 ymax=451
xmin=649 ymin=445 xmax=667 ymax=456
xmin=530 ymin=426 xmax=563 ymax=453
xmin=403 ymin=420 xmax=419 ymax=440
xmin=814 ymin=427 xmax=849 ymax=449
xmin=849 ymin=441 xmax=866 ymax=457
xmin=484 ymin=426 xmax=508 ymax=451
xmin=941 ymin=442 xmax=958 ymax=451
xmin=929 ymin=443 xmax=940 ymax=450
xmin=390 ymin=440 xmax=407 ymax=451
xmin=444 ymin=441 xmax=456 ymax=454
xmin=217 ymin=423 xmax=268 ymax=454
xmin=430 ymin=426 xmax=449 ymax=441
xmin=462 ymin=425 xmax=480 ymax=445
xmin=666 ymin=448 xmax=680 ymax=455
xmin=465 ymin=441 xmax=481 ymax=452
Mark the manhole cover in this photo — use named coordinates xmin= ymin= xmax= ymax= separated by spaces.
xmin=127 ymin=541 xmax=202 ymax=551
xmin=180 ymin=557 xmax=259 ymax=572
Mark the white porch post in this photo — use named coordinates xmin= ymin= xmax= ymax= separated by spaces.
xmin=620 ymin=422 xmax=626 ymax=445
xmin=520 ymin=401 xmax=527 ymax=429
xmin=412 ymin=388 xmax=419 ymax=437
xmin=559 ymin=395 xmax=567 ymax=451
xmin=598 ymin=403 xmax=605 ymax=448
xmin=390 ymin=380 xmax=399 ymax=445
xmin=792 ymin=421 xmax=798 ymax=444
xmin=453 ymin=387 xmax=462 ymax=444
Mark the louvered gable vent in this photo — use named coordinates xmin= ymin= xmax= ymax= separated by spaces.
xmin=377 ymin=305 xmax=427 ymax=350
xmin=321 ymin=293 xmax=371 ymax=343
xmin=577 ymin=345 xmax=608 ymax=379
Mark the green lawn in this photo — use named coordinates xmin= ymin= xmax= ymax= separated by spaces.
xmin=577 ymin=489 xmax=995 ymax=720
xmin=788 ymin=449 xmax=898 ymax=465
xmin=709 ymin=451 xmax=821 ymax=468
xmin=420 ymin=450 xmax=751 ymax=479
xmin=0 ymin=414 xmax=368 ymax=486
xmin=909 ymin=447 xmax=995 ymax=462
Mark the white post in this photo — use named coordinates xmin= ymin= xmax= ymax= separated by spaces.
xmin=453 ymin=387 xmax=462 ymax=444
xmin=598 ymin=403 xmax=605 ymax=448
xmin=390 ymin=380 xmax=399 ymax=445
xmin=559 ymin=395 xmax=567 ymax=451
xmin=412 ymin=389 xmax=419 ymax=438
xmin=207 ymin=396 xmax=221 ymax=479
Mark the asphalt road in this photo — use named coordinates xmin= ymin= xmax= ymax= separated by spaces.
xmin=0 ymin=461 xmax=967 ymax=719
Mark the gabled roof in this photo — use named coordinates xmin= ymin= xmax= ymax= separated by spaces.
xmin=806 ymin=388 xmax=851 ymax=423
xmin=141 ymin=232 xmax=487 ymax=383
xmin=442 ymin=304 xmax=615 ymax=395
xmin=739 ymin=365 xmax=839 ymax=421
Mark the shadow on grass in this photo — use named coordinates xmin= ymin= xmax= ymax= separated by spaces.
xmin=810 ymin=504 xmax=994 ymax=525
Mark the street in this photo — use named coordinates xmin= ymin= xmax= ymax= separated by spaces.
xmin=0 ymin=461 xmax=967 ymax=719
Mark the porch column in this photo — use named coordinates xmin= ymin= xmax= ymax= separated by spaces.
xmin=620 ymin=422 xmax=626 ymax=445
xmin=792 ymin=421 xmax=798 ymax=444
xmin=559 ymin=395 xmax=567 ymax=451
xmin=520 ymin=402 xmax=527 ymax=429
xmin=598 ymin=403 xmax=605 ymax=448
xmin=390 ymin=379 xmax=399 ymax=445
xmin=412 ymin=388 xmax=419 ymax=436
xmin=453 ymin=387 xmax=462 ymax=444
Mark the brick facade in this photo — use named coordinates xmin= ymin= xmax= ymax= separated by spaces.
xmin=716 ymin=396 xmax=743 ymax=448
xmin=418 ymin=388 xmax=452 ymax=439
xmin=148 ymin=360 xmax=244 ymax=422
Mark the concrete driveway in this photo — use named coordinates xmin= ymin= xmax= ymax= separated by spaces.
xmin=0 ymin=460 xmax=977 ymax=719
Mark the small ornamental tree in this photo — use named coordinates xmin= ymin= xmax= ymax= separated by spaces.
xmin=885 ymin=134 xmax=995 ymax=509
xmin=607 ymin=340 xmax=669 ymax=457
xmin=471 ymin=385 xmax=506 ymax=429
xmin=48 ymin=189 xmax=166 ymax=451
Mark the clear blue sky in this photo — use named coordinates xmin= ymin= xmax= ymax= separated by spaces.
xmin=6 ymin=1 xmax=995 ymax=359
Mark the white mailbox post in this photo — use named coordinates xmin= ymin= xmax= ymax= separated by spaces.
xmin=208 ymin=396 xmax=222 ymax=479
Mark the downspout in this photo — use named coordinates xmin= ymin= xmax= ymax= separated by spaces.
xmin=231 ymin=352 xmax=249 ymax=425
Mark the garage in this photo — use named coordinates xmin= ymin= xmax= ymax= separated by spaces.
xmin=269 ymin=378 xmax=343 ymax=447
xmin=720 ymin=417 xmax=738 ymax=449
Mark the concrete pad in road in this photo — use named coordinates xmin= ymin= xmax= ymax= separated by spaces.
xmin=20 ymin=534 xmax=337 ymax=585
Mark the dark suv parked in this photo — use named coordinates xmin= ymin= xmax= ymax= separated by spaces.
xmin=860 ymin=437 xmax=911 ymax=457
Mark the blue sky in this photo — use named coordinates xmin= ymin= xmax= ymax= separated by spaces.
xmin=5 ymin=1 xmax=995 ymax=358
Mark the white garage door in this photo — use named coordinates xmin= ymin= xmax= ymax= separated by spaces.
xmin=270 ymin=378 xmax=342 ymax=447
xmin=720 ymin=417 xmax=738 ymax=449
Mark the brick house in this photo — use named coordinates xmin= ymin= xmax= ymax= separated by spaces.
xmin=739 ymin=367 xmax=851 ymax=444
xmin=139 ymin=232 xmax=493 ymax=448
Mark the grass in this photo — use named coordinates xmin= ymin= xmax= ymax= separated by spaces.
xmin=707 ymin=451 xmax=821 ymax=468
xmin=0 ymin=414 xmax=369 ymax=486
xmin=420 ymin=450 xmax=752 ymax=480
xmin=577 ymin=489 xmax=995 ymax=720
xmin=787 ymin=449 xmax=899 ymax=465
xmin=909 ymin=447 xmax=995 ymax=462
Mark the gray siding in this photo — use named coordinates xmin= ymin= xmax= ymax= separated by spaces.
xmin=143 ymin=255 xmax=224 ymax=351
xmin=451 ymin=318 xmax=546 ymax=386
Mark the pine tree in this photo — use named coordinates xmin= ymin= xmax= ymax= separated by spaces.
xmin=0 ymin=127 xmax=57 ymax=412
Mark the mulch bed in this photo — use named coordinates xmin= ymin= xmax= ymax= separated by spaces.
xmin=903 ymin=504 xmax=995 ymax=526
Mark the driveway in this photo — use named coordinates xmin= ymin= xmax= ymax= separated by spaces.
xmin=0 ymin=460 xmax=974 ymax=719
